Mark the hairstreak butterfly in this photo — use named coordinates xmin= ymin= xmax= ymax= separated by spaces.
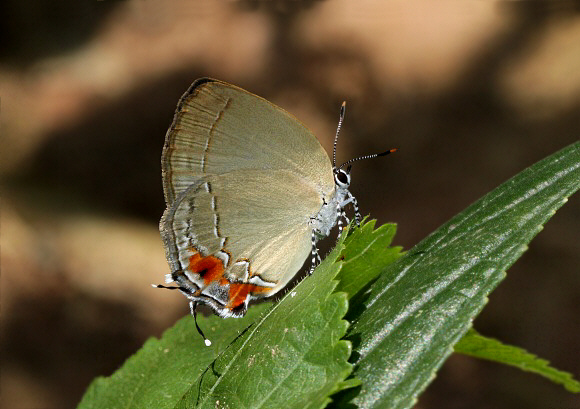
xmin=154 ymin=78 xmax=395 ymax=345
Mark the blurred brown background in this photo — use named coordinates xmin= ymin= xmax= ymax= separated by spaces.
xmin=1 ymin=1 xmax=579 ymax=408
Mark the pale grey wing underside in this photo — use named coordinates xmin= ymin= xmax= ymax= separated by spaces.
xmin=160 ymin=169 xmax=324 ymax=295
xmin=162 ymin=78 xmax=335 ymax=207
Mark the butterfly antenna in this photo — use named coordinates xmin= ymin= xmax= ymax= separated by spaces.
xmin=190 ymin=301 xmax=212 ymax=346
xmin=339 ymin=148 xmax=397 ymax=170
xmin=333 ymin=101 xmax=347 ymax=168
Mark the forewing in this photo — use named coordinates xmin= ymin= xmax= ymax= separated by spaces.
xmin=161 ymin=78 xmax=334 ymax=205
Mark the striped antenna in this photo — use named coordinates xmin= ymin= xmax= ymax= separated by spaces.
xmin=339 ymin=148 xmax=397 ymax=170
xmin=332 ymin=101 xmax=347 ymax=168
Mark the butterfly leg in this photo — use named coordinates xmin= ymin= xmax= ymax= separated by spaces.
xmin=351 ymin=193 xmax=361 ymax=226
xmin=309 ymin=230 xmax=321 ymax=275
xmin=337 ymin=208 xmax=350 ymax=237
xmin=337 ymin=202 xmax=344 ymax=233
xmin=339 ymin=192 xmax=361 ymax=227
xmin=341 ymin=208 xmax=351 ymax=225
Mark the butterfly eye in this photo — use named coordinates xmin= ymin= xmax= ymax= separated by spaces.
xmin=335 ymin=169 xmax=350 ymax=187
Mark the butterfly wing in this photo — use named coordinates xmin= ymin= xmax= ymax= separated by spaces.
xmin=162 ymin=78 xmax=334 ymax=205
xmin=161 ymin=169 xmax=324 ymax=316
xmin=160 ymin=78 xmax=336 ymax=317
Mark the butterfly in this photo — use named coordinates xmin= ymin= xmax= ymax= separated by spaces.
xmin=154 ymin=78 xmax=395 ymax=344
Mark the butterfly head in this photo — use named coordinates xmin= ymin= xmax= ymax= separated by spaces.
xmin=333 ymin=166 xmax=351 ymax=190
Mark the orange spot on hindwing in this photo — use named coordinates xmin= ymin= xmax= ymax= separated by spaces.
xmin=187 ymin=247 xmax=272 ymax=316
xmin=189 ymin=251 xmax=225 ymax=286
xmin=228 ymin=283 xmax=271 ymax=312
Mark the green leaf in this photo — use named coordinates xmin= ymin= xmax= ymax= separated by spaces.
xmin=79 ymin=227 xmax=364 ymax=409
xmin=172 ymin=222 xmax=402 ymax=409
xmin=336 ymin=220 xmax=403 ymax=298
xmin=455 ymin=329 xmax=580 ymax=393
xmin=77 ymin=218 xmax=402 ymax=409
xmin=336 ymin=142 xmax=580 ymax=409
xmin=176 ymin=235 xmax=353 ymax=409
xmin=78 ymin=302 xmax=273 ymax=409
